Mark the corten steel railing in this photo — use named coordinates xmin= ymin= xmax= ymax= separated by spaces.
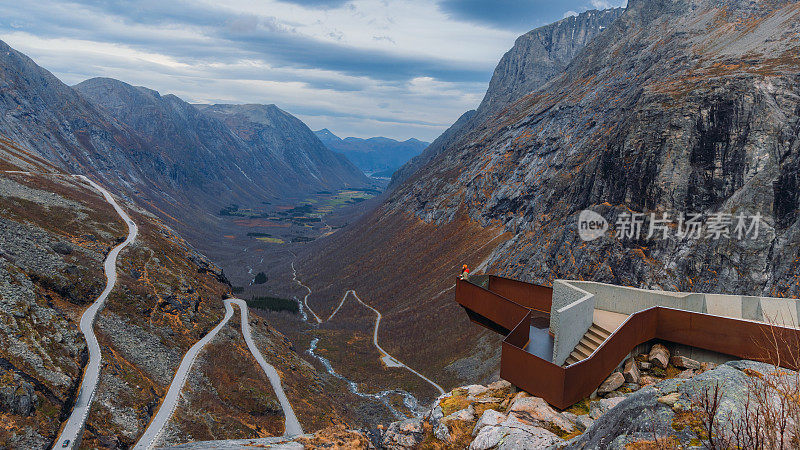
xmin=456 ymin=277 xmax=800 ymax=410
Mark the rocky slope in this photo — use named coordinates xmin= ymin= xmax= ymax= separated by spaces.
xmin=0 ymin=139 xmax=230 ymax=448
xmin=379 ymin=355 xmax=789 ymax=449
xmin=390 ymin=8 xmax=624 ymax=187
xmin=314 ymin=128 xmax=428 ymax=175
xmin=0 ymin=140 xmax=355 ymax=448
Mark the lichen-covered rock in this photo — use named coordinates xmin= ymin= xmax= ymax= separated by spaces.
xmin=565 ymin=360 xmax=784 ymax=449
xmin=508 ymin=396 xmax=575 ymax=433
xmin=473 ymin=409 xmax=506 ymax=436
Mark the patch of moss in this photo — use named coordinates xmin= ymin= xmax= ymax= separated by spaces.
xmin=566 ymin=397 xmax=591 ymax=416
xmin=439 ymin=394 xmax=471 ymax=416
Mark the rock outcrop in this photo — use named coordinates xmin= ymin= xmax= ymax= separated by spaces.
xmin=390 ymin=7 xmax=624 ymax=187
xmin=378 ymin=357 xmax=793 ymax=449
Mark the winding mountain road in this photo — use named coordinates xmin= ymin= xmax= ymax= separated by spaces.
xmin=134 ymin=299 xmax=303 ymax=450
xmin=56 ymin=175 xmax=139 ymax=450
xmin=345 ymin=290 xmax=445 ymax=395
xmin=291 ymin=261 xmax=321 ymax=323
xmin=290 ymin=262 xmax=445 ymax=397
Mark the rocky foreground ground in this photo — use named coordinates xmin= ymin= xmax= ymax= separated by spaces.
xmin=160 ymin=344 xmax=797 ymax=449
xmin=378 ymin=344 xmax=793 ymax=449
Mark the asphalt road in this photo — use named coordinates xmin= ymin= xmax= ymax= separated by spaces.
xmin=56 ymin=175 xmax=139 ymax=450
xmin=134 ymin=299 xmax=303 ymax=450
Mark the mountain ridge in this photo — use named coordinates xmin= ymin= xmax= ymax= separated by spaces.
xmin=313 ymin=128 xmax=428 ymax=175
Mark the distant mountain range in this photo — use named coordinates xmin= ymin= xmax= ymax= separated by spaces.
xmin=0 ymin=40 xmax=369 ymax=241
xmin=314 ymin=128 xmax=428 ymax=177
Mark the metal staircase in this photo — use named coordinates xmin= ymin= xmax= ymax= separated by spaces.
xmin=564 ymin=323 xmax=612 ymax=366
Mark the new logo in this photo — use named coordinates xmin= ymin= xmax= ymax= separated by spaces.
xmin=578 ymin=210 xmax=608 ymax=242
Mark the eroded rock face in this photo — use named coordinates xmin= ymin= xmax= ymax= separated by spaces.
xmin=391 ymin=8 xmax=625 ymax=188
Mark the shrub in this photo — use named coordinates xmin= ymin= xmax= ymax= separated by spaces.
xmin=253 ymin=272 xmax=267 ymax=284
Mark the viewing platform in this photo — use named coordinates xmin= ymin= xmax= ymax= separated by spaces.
xmin=455 ymin=275 xmax=800 ymax=409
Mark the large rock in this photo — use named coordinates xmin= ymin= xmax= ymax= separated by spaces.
xmin=508 ymin=396 xmax=575 ymax=433
xmin=623 ymin=358 xmax=641 ymax=384
xmin=671 ymin=356 xmax=702 ymax=370
xmin=648 ymin=344 xmax=670 ymax=369
xmin=381 ymin=417 xmax=424 ymax=449
xmin=473 ymin=409 xmax=506 ymax=436
xmin=597 ymin=372 xmax=625 ymax=395
xmin=565 ymin=360 xmax=783 ymax=449
xmin=0 ymin=376 xmax=38 ymax=416
xmin=470 ymin=425 xmax=510 ymax=450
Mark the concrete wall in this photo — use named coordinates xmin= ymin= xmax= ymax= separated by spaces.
xmin=566 ymin=281 xmax=705 ymax=315
xmin=551 ymin=281 xmax=595 ymax=366
xmin=562 ymin=280 xmax=800 ymax=326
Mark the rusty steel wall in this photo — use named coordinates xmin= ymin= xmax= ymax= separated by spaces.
xmin=456 ymin=276 xmax=800 ymax=410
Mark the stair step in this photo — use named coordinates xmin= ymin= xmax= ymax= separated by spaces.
xmin=583 ymin=333 xmax=604 ymax=347
xmin=587 ymin=327 xmax=609 ymax=341
xmin=573 ymin=346 xmax=591 ymax=359
xmin=576 ymin=341 xmax=596 ymax=355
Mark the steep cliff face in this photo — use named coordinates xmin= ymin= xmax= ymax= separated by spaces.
xmin=476 ymin=7 xmax=625 ymax=119
xmin=389 ymin=0 xmax=800 ymax=297
xmin=390 ymin=8 xmax=625 ymax=187
xmin=73 ymin=78 xmax=277 ymax=200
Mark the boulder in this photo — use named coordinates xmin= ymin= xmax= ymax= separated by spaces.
xmin=648 ymin=344 xmax=670 ymax=369
xmin=442 ymin=405 xmax=475 ymax=423
xmin=589 ymin=397 xmax=625 ymax=420
xmin=638 ymin=361 xmax=652 ymax=370
xmin=470 ymin=425 xmax=510 ymax=450
xmin=466 ymin=384 xmax=489 ymax=398
xmin=487 ymin=379 xmax=512 ymax=391
xmin=678 ymin=369 xmax=695 ymax=379
xmin=623 ymin=358 xmax=641 ymax=384
xmin=657 ymin=392 xmax=681 ymax=406
xmin=671 ymin=356 xmax=701 ymax=370
xmin=597 ymin=372 xmax=625 ymax=395
xmin=434 ymin=422 xmax=450 ymax=442
xmin=473 ymin=409 xmax=506 ymax=436
xmin=382 ymin=417 xmax=424 ymax=449
xmin=508 ymin=396 xmax=574 ymax=433
xmin=0 ymin=376 xmax=38 ymax=416
xmin=497 ymin=427 xmax=562 ymax=449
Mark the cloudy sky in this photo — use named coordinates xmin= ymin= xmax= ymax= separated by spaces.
xmin=0 ymin=0 xmax=626 ymax=141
